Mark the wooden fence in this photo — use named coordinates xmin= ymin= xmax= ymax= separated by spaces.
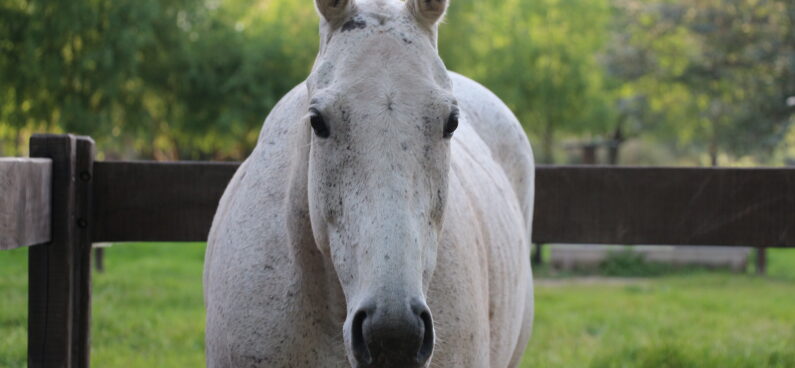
xmin=2 ymin=133 xmax=795 ymax=368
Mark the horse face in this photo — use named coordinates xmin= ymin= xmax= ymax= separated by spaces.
xmin=306 ymin=1 xmax=452 ymax=367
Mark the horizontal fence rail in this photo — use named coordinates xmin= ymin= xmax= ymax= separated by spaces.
xmin=86 ymin=161 xmax=795 ymax=247
xmin=0 ymin=158 xmax=52 ymax=250
xmin=4 ymin=157 xmax=795 ymax=248
xmin=533 ymin=166 xmax=795 ymax=247
xmin=92 ymin=161 xmax=238 ymax=242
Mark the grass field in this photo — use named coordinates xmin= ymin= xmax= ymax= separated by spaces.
xmin=1 ymin=243 xmax=794 ymax=367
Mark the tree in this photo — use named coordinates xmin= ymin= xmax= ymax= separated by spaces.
xmin=0 ymin=0 xmax=318 ymax=159
xmin=604 ymin=0 xmax=795 ymax=165
xmin=440 ymin=0 xmax=615 ymax=163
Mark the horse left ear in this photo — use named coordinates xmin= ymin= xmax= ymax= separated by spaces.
xmin=408 ymin=0 xmax=448 ymax=26
xmin=316 ymin=0 xmax=353 ymax=24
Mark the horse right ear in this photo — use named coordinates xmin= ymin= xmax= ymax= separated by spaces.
xmin=315 ymin=0 xmax=353 ymax=24
xmin=408 ymin=0 xmax=448 ymax=26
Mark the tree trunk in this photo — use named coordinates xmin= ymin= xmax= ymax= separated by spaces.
xmin=709 ymin=138 xmax=718 ymax=167
xmin=608 ymin=125 xmax=625 ymax=165
xmin=607 ymin=144 xmax=619 ymax=165
xmin=582 ymin=144 xmax=598 ymax=165
xmin=14 ymin=125 xmax=22 ymax=156
xmin=532 ymin=243 xmax=543 ymax=266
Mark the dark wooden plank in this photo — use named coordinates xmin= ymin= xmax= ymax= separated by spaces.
xmin=71 ymin=136 xmax=94 ymax=368
xmin=92 ymin=161 xmax=239 ymax=242
xmin=90 ymin=162 xmax=795 ymax=247
xmin=28 ymin=134 xmax=78 ymax=368
xmin=533 ymin=166 xmax=795 ymax=247
xmin=0 ymin=158 xmax=52 ymax=250
xmin=27 ymin=135 xmax=94 ymax=368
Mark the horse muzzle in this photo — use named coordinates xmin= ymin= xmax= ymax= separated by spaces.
xmin=348 ymin=298 xmax=434 ymax=368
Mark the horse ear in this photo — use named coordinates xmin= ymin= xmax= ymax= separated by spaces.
xmin=315 ymin=0 xmax=353 ymax=24
xmin=407 ymin=0 xmax=448 ymax=26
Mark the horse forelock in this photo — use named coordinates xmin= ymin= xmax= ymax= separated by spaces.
xmin=311 ymin=0 xmax=450 ymax=96
xmin=318 ymin=0 xmax=438 ymax=48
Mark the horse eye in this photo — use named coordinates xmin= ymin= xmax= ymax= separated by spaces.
xmin=443 ymin=109 xmax=459 ymax=139
xmin=309 ymin=109 xmax=330 ymax=138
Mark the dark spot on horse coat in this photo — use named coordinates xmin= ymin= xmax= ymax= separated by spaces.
xmin=342 ymin=17 xmax=367 ymax=32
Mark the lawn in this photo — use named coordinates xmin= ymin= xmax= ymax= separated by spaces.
xmin=1 ymin=243 xmax=794 ymax=367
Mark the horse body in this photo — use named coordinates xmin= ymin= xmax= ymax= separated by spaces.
xmin=204 ymin=1 xmax=534 ymax=367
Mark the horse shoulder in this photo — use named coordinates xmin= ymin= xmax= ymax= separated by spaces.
xmin=206 ymin=81 xmax=309 ymax=285
xmin=205 ymin=82 xmax=346 ymax=366
xmin=447 ymin=72 xmax=535 ymax=367
xmin=449 ymin=71 xmax=535 ymax=235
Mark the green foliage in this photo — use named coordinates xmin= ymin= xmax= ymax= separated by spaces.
xmin=599 ymin=249 xmax=676 ymax=277
xmin=0 ymin=0 xmax=317 ymax=159
xmin=441 ymin=0 xmax=615 ymax=162
xmin=533 ymin=248 xmax=720 ymax=278
xmin=604 ymin=0 xmax=795 ymax=163
xmin=0 ymin=0 xmax=792 ymax=163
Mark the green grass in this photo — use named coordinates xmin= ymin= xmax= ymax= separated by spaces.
xmin=0 ymin=243 xmax=206 ymax=367
xmin=2 ymin=244 xmax=795 ymax=367
xmin=525 ymin=274 xmax=795 ymax=367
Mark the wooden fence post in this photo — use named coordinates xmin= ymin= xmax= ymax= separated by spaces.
xmin=28 ymin=134 xmax=95 ymax=368
xmin=93 ymin=248 xmax=105 ymax=273
xmin=756 ymin=246 xmax=767 ymax=275
xmin=532 ymin=243 xmax=544 ymax=266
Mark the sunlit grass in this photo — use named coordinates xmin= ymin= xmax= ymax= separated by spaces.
xmin=524 ymin=273 xmax=795 ymax=367
xmin=0 ymin=243 xmax=206 ymax=367
xmin=1 ymin=244 xmax=794 ymax=367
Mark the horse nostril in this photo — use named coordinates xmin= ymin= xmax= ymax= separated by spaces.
xmin=352 ymin=299 xmax=433 ymax=367
xmin=416 ymin=310 xmax=434 ymax=364
xmin=351 ymin=309 xmax=372 ymax=364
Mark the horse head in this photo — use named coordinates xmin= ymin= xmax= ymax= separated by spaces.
xmin=306 ymin=0 xmax=456 ymax=366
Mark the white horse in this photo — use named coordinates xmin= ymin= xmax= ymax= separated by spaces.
xmin=203 ymin=0 xmax=535 ymax=367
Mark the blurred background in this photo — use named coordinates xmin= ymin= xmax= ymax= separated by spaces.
xmin=1 ymin=0 xmax=794 ymax=367
xmin=1 ymin=0 xmax=793 ymax=165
